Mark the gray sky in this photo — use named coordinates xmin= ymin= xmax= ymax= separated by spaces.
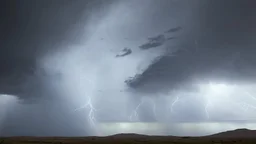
xmin=0 ymin=0 xmax=256 ymax=136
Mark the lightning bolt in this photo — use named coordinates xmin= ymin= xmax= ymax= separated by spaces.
xmin=204 ymin=100 xmax=212 ymax=120
xmin=151 ymin=98 xmax=157 ymax=119
xmin=245 ymin=91 xmax=256 ymax=101
xmin=202 ymin=84 xmax=256 ymax=120
xmin=74 ymin=96 xmax=98 ymax=127
xmin=71 ymin=81 xmax=256 ymax=129
xmin=228 ymin=90 xmax=256 ymax=113
xmin=72 ymin=75 xmax=101 ymax=128
xmin=170 ymin=96 xmax=179 ymax=113
xmin=237 ymin=102 xmax=255 ymax=112
xmin=129 ymin=97 xmax=157 ymax=122
xmin=236 ymin=91 xmax=256 ymax=112
xmin=129 ymin=99 xmax=144 ymax=121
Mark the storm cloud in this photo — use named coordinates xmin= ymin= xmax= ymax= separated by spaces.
xmin=0 ymin=0 xmax=256 ymax=136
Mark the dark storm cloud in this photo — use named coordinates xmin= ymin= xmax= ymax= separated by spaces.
xmin=126 ymin=0 xmax=256 ymax=94
xmin=0 ymin=0 xmax=256 ymax=137
xmin=0 ymin=0 xmax=115 ymax=136
xmin=0 ymin=0 xmax=115 ymax=98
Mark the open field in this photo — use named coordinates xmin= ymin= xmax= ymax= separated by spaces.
xmin=0 ymin=129 xmax=256 ymax=144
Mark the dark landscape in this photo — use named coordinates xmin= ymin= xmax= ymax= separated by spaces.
xmin=1 ymin=129 xmax=255 ymax=144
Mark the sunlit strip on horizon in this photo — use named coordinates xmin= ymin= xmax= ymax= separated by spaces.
xmin=98 ymin=122 xmax=256 ymax=136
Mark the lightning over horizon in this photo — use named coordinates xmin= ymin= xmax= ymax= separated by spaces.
xmin=0 ymin=0 xmax=256 ymax=137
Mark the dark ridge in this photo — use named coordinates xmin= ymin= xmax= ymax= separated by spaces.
xmin=210 ymin=129 xmax=256 ymax=138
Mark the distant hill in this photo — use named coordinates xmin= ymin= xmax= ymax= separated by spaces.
xmin=209 ymin=128 xmax=256 ymax=138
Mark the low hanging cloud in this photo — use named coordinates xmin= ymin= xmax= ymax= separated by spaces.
xmin=0 ymin=0 xmax=256 ymax=137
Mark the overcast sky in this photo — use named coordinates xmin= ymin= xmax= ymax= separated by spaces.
xmin=0 ymin=0 xmax=256 ymax=137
